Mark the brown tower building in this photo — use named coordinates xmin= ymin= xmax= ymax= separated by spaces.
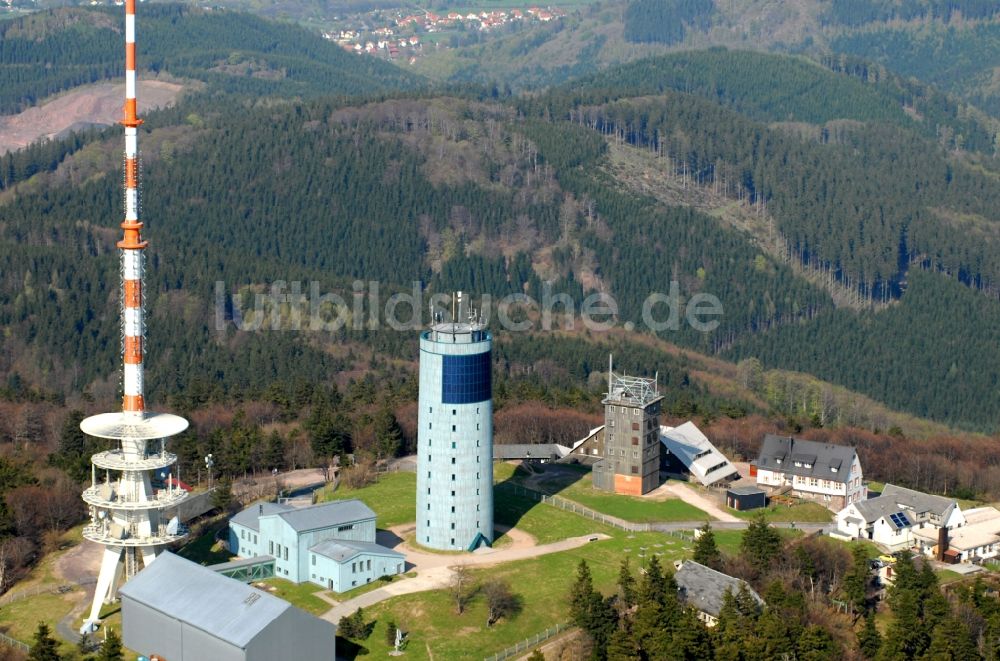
xmin=591 ymin=357 xmax=662 ymax=495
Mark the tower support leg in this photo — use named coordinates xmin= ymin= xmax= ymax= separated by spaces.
xmin=84 ymin=546 xmax=124 ymax=629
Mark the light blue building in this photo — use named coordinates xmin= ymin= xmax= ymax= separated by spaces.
xmin=309 ymin=540 xmax=405 ymax=592
xmin=228 ymin=498 xmax=404 ymax=591
xmin=416 ymin=292 xmax=494 ymax=551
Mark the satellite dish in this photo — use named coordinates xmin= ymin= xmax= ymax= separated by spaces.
xmin=98 ymin=510 xmax=107 ymax=520
xmin=166 ymin=516 xmax=179 ymax=536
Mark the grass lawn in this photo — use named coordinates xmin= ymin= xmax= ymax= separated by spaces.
xmin=0 ymin=592 xmax=78 ymax=649
xmin=0 ymin=525 xmax=95 ymax=654
xmin=319 ymin=471 xmax=417 ymax=528
xmin=713 ymin=528 xmax=804 ymax=556
xmin=935 ymin=569 xmax=967 ymax=585
xmin=501 ymin=464 xmax=710 ymax=523
xmin=176 ymin=517 xmax=234 ymax=566
xmin=732 ymin=502 xmax=833 ymax=523
xmin=340 ymin=528 xmax=691 ymax=660
xmin=256 ymin=578 xmax=330 ymax=616
xmin=493 ymin=488 xmax=614 ymax=544
xmin=557 ymin=477 xmax=709 ymax=523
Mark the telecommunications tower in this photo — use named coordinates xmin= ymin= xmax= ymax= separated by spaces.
xmin=79 ymin=0 xmax=188 ymax=632
xmin=416 ymin=292 xmax=494 ymax=551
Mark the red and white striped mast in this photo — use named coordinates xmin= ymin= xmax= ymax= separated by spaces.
xmin=121 ymin=0 xmax=146 ymax=416
xmin=79 ymin=0 xmax=189 ymax=633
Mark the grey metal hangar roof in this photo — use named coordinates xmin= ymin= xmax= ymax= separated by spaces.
xmin=310 ymin=539 xmax=405 ymax=563
xmin=276 ymin=499 xmax=375 ymax=533
xmin=119 ymin=552 xmax=291 ymax=649
xmin=231 ymin=499 xmax=376 ymax=534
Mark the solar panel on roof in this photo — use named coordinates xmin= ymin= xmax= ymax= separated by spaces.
xmin=889 ymin=512 xmax=910 ymax=528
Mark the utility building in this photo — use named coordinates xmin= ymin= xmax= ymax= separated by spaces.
xmin=227 ymin=499 xmax=404 ymax=590
xmin=590 ymin=357 xmax=662 ymax=495
xmin=417 ymin=292 xmax=493 ymax=551
xmin=120 ymin=552 xmax=334 ymax=661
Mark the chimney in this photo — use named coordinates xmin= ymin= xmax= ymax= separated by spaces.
xmin=938 ymin=526 xmax=948 ymax=562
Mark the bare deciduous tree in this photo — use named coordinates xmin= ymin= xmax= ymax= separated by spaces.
xmin=483 ymin=579 xmax=520 ymax=627
xmin=449 ymin=565 xmax=476 ymax=615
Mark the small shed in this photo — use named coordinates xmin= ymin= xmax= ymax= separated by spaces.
xmin=727 ymin=486 xmax=766 ymax=511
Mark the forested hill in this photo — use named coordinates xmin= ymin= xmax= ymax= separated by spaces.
xmin=528 ymin=59 xmax=1000 ymax=303
xmin=408 ymin=0 xmax=1000 ymax=121
xmin=0 ymin=5 xmax=423 ymax=113
xmin=3 ymin=74 xmax=1000 ymax=430
xmin=556 ymin=49 xmax=997 ymax=155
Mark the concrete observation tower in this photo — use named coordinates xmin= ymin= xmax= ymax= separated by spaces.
xmin=79 ymin=0 xmax=188 ymax=632
xmin=416 ymin=292 xmax=494 ymax=551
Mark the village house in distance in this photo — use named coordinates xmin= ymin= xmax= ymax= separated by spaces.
xmin=753 ymin=434 xmax=867 ymax=510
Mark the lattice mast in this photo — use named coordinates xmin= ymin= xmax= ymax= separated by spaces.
xmin=79 ymin=0 xmax=189 ymax=632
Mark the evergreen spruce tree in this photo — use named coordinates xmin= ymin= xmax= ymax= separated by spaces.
xmin=984 ymin=613 xmax=1000 ymax=661
xmin=568 ymin=560 xmax=615 ymax=655
xmin=670 ymin=608 xmax=713 ymax=660
xmin=96 ymin=629 xmax=123 ymax=661
xmin=858 ymin=611 xmax=882 ymax=659
xmin=606 ymin=620 xmax=640 ymax=661
xmin=632 ymin=599 xmax=671 ymax=660
xmin=843 ymin=544 xmax=870 ymax=617
xmin=920 ymin=618 xmax=979 ymax=661
xmin=338 ymin=608 xmax=370 ymax=641
xmin=740 ymin=512 xmax=781 ymax=574
xmin=569 ymin=560 xmax=597 ymax=625
xmin=752 ymin=610 xmax=793 ymax=660
xmin=616 ymin=557 xmax=636 ymax=608
xmin=211 ymin=476 xmax=234 ymax=511
xmin=879 ymin=589 xmax=925 ymax=661
xmin=27 ymin=622 xmax=60 ymax=661
xmin=372 ymin=408 xmax=403 ymax=459
xmin=265 ymin=430 xmax=285 ymax=471
xmin=52 ymin=410 xmax=89 ymax=481
xmin=796 ymin=624 xmax=837 ymax=661
xmin=76 ymin=631 xmax=95 ymax=659
xmin=712 ymin=590 xmax=744 ymax=661
xmin=692 ymin=522 xmax=722 ymax=569
xmin=638 ymin=555 xmax=666 ymax=606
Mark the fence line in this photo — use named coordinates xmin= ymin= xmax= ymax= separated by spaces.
xmin=0 ymin=577 xmax=97 ymax=607
xmin=496 ymin=482 xmax=651 ymax=532
xmin=495 ymin=482 xmax=696 ymax=542
xmin=483 ymin=622 xmax=571 ymax=661
xmin=0 ymin=631 xmax=30 ymax=653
